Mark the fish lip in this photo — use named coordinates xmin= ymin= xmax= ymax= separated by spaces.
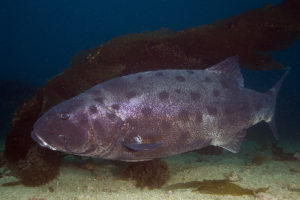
xmin=31 ymin=131 xmax=39 ymax=143
xmin=31 ymin=131 xmax=57 ymax=151
xmin=31 ymin=130 xmax=90 ymax=155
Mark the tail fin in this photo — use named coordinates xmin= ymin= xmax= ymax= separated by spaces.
xmin=266 ymin=69 xmax=290 ymax=140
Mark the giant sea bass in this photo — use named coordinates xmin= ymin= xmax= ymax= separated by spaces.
xmin=31 ymin=56 xmax=288 ymax=161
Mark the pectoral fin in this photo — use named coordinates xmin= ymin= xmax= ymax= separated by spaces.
xmin=122 ymin=142 xmax=163 ymax=151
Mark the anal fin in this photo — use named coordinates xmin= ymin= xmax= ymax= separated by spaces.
xmin=218 ymin=130 xmax=247 ymax=153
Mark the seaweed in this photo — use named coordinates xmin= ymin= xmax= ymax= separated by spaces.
xmin=290 ymin=168 xmax=300 ymax=173
xmin=8 ymin=146 xmax=61 ymax=186
xmin=2 ymin=181 xmax=22 ymax=187
xmin=119 ymin=159 xmax=170 ymax=189
xmin=251 ymin=152 xmax=268 ymax=165
xmin=164 ymin=179 xmax=268 ymax=196
xmin=271 ymin=142 xmax=297 ymax=161
xmin=48 ymin=186 xmax=54 ymax=193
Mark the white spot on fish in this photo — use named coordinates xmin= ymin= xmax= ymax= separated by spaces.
xmin=134 ymin=135 xmax=142 ymax=144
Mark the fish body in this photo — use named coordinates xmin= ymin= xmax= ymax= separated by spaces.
xmin=31 ymin=56 xmax=288 ymax=161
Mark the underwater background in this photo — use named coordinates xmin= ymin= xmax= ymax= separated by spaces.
xmin=0 ymin=0 xmax=300 ymax=199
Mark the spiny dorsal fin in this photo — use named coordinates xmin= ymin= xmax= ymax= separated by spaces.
xmin=206 ymin=56 xmax=244 ymax=87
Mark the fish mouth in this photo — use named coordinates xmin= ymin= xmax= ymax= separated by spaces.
xmin=31 ymin=131 xmax=57 ymax=151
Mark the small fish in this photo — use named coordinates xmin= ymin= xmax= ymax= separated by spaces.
xmin=31 ymin=56 xmax=288 ymax=161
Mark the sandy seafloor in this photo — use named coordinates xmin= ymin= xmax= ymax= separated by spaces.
xmin=0 ymin=139 xmax=300 ymax=200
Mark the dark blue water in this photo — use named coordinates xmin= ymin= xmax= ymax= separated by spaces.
xmin=0 ymin=0 xmax=285 ymax=85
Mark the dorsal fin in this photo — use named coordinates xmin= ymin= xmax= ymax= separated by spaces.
xmin=206 ymin=56 xmax=244 ymax=87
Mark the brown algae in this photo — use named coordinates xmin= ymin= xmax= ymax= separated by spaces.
xmin=164 ymin=179 xmax=268 ymax=196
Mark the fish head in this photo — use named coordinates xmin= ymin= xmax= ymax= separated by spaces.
xmin=31 ymin=95 xmax=121 ymax=156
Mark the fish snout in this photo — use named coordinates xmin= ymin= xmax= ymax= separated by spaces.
xmin=31 ymin=130 xmax=58 ymax=151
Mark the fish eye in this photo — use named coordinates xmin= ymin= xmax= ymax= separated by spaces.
xmin=60 ymin=113 xmax=70 ymax=120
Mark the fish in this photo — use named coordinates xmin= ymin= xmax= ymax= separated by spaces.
xmin=31 ymin=56 xmax=289 ymax=161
